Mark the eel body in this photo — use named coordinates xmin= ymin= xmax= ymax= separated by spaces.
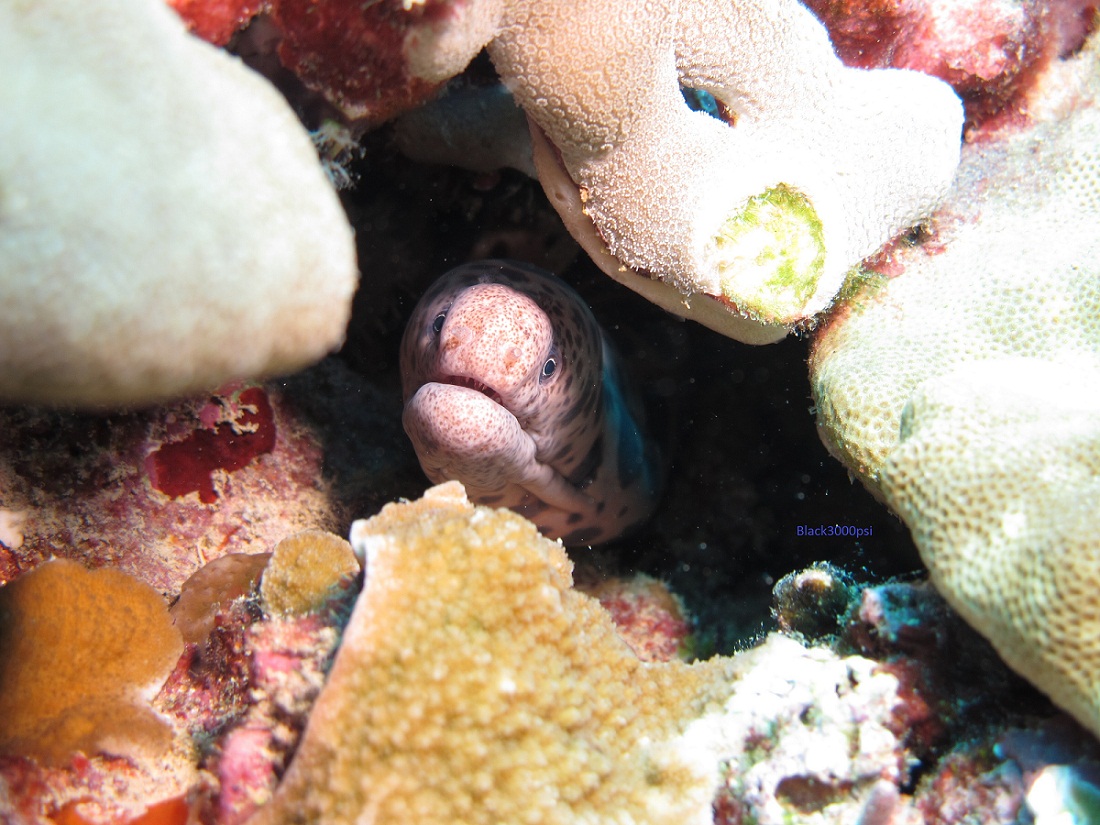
xmin=400 ymin=260 xmax=660 ymax=545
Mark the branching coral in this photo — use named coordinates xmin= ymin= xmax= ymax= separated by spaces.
xmin=0 ymin=0 xmax=357 ymax=406
xmin=810 ymin=32 xmax=1100 ymax=737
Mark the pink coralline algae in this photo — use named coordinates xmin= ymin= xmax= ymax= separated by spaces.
xmin=145 ymin=387 xmax=276 ymax=505
xmin=804 ymin=0 xmax=1099 ymax=133
xmin=168 ymin=0 xmax=460 ymax=122
xmin=581 ymin=573 xmax=694 ymax=662
xmin=0 ymin=380 xmax=336 ymax=593
xmin=167 ymin=0 xmax=265 ymax=45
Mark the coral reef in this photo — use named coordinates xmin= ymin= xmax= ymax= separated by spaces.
xmin=0 ymin=559 xmax=184 ymax=766
xmin=0 ymin=383 xmax=341 ymax=594
xmin=0 ymin=0 xmax=357 ymax=406
xmin=171 ymin=0 xmax=960 ymax=344
xmin=247 ymin=482 xmax=741 ymax=824
xmin=810 ymin=30 xmax=1100 ymax=738
xmin=259 ymin=529 xmax=360 ymax=617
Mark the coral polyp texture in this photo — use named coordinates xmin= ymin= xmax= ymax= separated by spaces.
xmin=245 ymin=484 xmax=935 ymax=824
xmin=810 ymin=34 xmax=1100 ymax=737
xmin=492 ymin=0 xmax=962 ymax=341
xmin=0 ymin=559 xmax=184 ymax=766
xmin=0 ymin=0 xmax=357 ymax=406
xmin=245 ymin=482 xmax=740 ymax=824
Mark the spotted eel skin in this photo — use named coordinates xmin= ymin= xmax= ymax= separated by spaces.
xmin=400 ymin=260 xmax=661 ymax=545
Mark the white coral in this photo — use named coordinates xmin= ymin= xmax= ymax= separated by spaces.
xmin=489 ymin=0 xmax=962 ymax=340
xmin=0 ymin=0 xmax=358 ymax=406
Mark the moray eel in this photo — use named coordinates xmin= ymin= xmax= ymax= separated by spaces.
xmin=400 ymin=260 xmax=661 ymax=545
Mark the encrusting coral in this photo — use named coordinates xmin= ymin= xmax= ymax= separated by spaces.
xmin=810 ymin=31 xmax=1100 ymax=738
xmin=0 ymin=559 xmax=184 ymax=765
xmin=247 ymin=482 xmax=742 ymax=824
xmin=260 ymin=529 xmax=360 ymax=617
xmin=0 ymin=0 xmax=357 ymax=406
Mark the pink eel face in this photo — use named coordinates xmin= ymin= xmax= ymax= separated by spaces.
xmin=399 ymin=260 xmax=660 ymax=546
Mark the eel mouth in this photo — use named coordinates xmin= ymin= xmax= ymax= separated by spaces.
xmin=439 ymin=374 xmax=505 ymax=408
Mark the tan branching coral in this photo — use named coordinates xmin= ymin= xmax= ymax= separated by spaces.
xmin=247 ymin=482 xmax=740 ymax=824
xmin=810 ymin=35 xmax=1100 ymax=737
xmin=0 ymin=559 xmax=184 ymax=765
xmin=0 ymin=0 xmax=357 ymax=406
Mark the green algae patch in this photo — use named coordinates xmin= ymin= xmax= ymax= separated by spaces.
xmin=713 ymin=185 xmax=825 ymax=323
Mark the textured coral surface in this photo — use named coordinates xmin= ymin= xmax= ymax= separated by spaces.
xmin=250 ymin=483 xmax=739 ymax=824
xmin=811 ymin=31 xmax=1100 ymax=738
xmin=4 ymin=2 xmax=1100 ymax=822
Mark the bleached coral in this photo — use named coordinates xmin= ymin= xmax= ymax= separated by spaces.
xmin=0 ymin=0 xmax=357 ymax=406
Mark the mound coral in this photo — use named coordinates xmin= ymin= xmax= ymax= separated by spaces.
xmin=259 ymin=529 xmax=360 ymax=617
xmin=0 ymin=0 xmax=357 ymax=406
xmin=810 ymin=33 xmax=1100 ymax=737
xmin=0 ymin=559 xmax=184 ymax=765
xmin=247 ymin=482 xmax=740 ymax=824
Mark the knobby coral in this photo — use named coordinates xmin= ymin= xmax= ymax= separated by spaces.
xmin=246 ymin=482 xmax=739 ymax=824
xmin=246 ymin=484 xmax=926 ymax=824
xmin=810 ymin=32 xmax=1100 ymax=737
xmin=0 ymin=0 xmax=357 ymax=406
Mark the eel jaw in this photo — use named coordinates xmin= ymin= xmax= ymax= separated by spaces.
xmin=437 ymin=373 xmax=506 ymax=409
xmin=402 ymin=382 xmax=536 ymax=491
xmin=402 ymin=382 xmax=594 ymax=515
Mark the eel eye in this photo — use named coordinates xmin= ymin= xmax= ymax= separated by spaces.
xmin=431 ymin=312 xmax=446 ymax=335
xmin=541 ymin=357 xmax=557 ymax=379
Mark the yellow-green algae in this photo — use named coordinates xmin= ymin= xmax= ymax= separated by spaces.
xmin=713 ymin=185 xmax=826 ymax=323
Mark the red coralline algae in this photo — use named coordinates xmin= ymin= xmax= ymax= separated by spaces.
xmin=167 ymin=0 xmax=265 ymax=45
xmin=51 ymin=795 xmax=192 ymax=825
xmin=806 ymin=0 xmax=1100 ymax=133
xmin=582 ymin=573 xmax=693 ymax=663
xmin=272 ymin=0 xmax=457 ymax=122
xmin=145 ymin=387 xmax=276 ymax=504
